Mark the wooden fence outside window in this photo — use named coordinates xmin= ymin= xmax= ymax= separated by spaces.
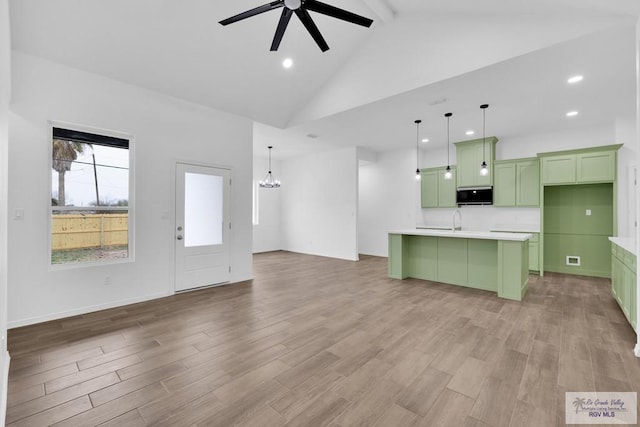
xmin=51 ymin=214 xmax=128 ymax=250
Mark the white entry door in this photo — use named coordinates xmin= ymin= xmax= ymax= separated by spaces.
xmin=175 ymin=163 xmax=231 ymax=292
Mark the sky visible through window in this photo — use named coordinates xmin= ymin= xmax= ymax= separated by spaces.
xmin=52 ymin=144 xmax=129 ymax=207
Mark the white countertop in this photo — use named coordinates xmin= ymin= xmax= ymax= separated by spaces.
xmin=390 ymin=229 xmax=532 ymax=241
xmin=492 ymin=223 xmax=540 ymax=233
xmin=416 ymin=225 xmax=451 ymax=230
xmin=609 ymin=237 xmax=637 ymax=255
xmin=490 ymin=227 xmax=540 ymax=234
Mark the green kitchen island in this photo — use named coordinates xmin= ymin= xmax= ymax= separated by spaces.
xmin=388 ymin=229 xmax=531 ymax=301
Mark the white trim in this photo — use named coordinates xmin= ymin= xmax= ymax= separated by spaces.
xmin=7 ymin=291 xmax=171 ymax=329
xmin=252 ymin=180 xmax=260 ymax=226
xmin=635 ymin=17 xmax=640 ymax=362
xmin=0 ymin=350 xmax=9 ymax=427
xmin=48 ymin=256 xmax=134 ymax=272
xmin=52 ymin=206 xmax=128 ymax=212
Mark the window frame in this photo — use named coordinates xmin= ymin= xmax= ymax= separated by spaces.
xmin=48 ymin=121 xmax=135 ymax=270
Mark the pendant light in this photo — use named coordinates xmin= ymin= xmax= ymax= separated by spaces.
xmin=444 ymin=113 xmax=453 ymax=180
xmin=480 ymin=104 xmax=489 ymax=176
xmin=259 ymin=146 xmax=281 ymax=188
xmin=414 ymin=119 xmax=422 ymax=181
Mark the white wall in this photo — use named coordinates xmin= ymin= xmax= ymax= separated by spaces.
xmin=359 ymin=148 xmax=417 ymax=257
xmin=281 ymin=147 xmax=358 ymax=261
xmin=358 ymin=123 xmax=635 ymax=257
xmin=615 ymin=116 xmax=638 ymax=238
xmin=419 ymin=207 xmax=540 ymax=232
xmin=0 ymin=0 xmax=10 ymax=421
xmin=8 ymin=52 xmax=253 ymax=328
xmin=253 ymin=155 xmax=282 ymax=253
xmin=496 ymin=124 xmax=615 ymax=160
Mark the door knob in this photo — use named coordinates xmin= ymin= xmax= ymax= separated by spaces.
xmin=177 ymin=235 xmax=183 ymax=240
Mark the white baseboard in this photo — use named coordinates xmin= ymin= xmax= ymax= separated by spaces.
xmin=7 ymin=291 xmax=173 ymax=329
xmin=1 ymin=350 xmax=9 ymax=427
xmin=634 ymin=343 xmax=640 ymax=358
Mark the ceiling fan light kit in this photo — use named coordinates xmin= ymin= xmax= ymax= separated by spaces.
xmin=219 ymin=0 xmax=374 ymax=52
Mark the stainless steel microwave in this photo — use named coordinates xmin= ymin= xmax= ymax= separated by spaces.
xmin=456 ymin=187 xmax=493 ymax=205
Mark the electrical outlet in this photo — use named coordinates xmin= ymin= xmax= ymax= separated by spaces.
xmin=586 ymin=209 xmax=591 ymax=216
xmin=104 ymin=276 xmax=111 ymax=286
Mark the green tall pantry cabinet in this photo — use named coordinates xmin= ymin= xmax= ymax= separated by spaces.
xmin=539 ymin=144 xmax=621 ymax=279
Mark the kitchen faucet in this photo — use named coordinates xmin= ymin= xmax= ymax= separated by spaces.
xmin=452 ymin=209 xmax=462 ymax=231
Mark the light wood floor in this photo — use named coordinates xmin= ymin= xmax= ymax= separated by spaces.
xmin=5 ymin=251 xmax=640 ymax=426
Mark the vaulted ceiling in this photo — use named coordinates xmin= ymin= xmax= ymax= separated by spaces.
xmin=9 ymin=0 xmax=640 ymax=158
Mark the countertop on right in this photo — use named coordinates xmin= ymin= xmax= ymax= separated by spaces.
xmin=609 ymin=237 xmax=636 ymax=256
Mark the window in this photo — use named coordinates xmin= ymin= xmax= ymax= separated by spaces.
xmin=50 ymin=126 xmax=132 ymax=265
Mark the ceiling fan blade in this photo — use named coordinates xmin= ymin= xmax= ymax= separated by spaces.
xmin=295 ymin=8 xmax=329 ymax=52
xmin=219 ymin=0 xmax=284 ymax=26
xmin=271 ymin=8 xmax=294 ymax=51
xmin=305 ymin=0 xmax=373 ymax=27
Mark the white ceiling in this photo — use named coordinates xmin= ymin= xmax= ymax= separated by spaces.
xmin=8 ymin=0 xmax=640 ymax=159
xmin=257 ymin=25 xmax=637 ymax=158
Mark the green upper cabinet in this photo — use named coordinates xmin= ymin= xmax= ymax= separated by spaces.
xmin=438 ymin=168 xmax=457 ymax=207
xmin=540 ymin=145 xmax=620 ymax=185
xmin=516 ymin=159 xmax=540 ymax=206
xmin=421 ymin=166 xmax=456 ymax=208
xmin=455 ymin=137 xmax=497 ymax=188
xmin=493 ymin=162 xmax=516 ymax=206
xmin=541 ymin=155 xmax=576 ymax=185
xmin=576 ymin=150 xmax=616 ymax=183
xmin=421 ymin=170 xmax=439 ymax=208
xmin=493 ymin=158 xmax=539 ymax=207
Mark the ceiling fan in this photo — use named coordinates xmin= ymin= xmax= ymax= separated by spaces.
xmin=219 ymin=0 xmax=374 ymax=52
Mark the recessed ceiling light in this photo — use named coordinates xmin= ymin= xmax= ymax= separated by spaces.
xmin=566 ymin=111 xmax=579 ymax=117
xmin=421 ymin=138 xmax=429 ymax=143
xmin=567 ymin=75 xmax=583 ymax=84
xmin=465 ymin=130 xmax=475 ymax=136
xmin=282 ymin=58 xmax=293 ymax=69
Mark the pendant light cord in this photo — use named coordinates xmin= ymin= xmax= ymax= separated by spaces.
xmin=446 ymin=113 xmax=452 ymax=167
xmin=482 ymin=107 xmax=486 ymax=163
xmin=447 ymin=116 xmax=450 ymax=166
xmin=268 ymin=146 xmax=272 ymax=173
xmin=480 ymin=104 xmax=489 ymax=165
xmin=415 ymin=119 xmax=421 ymax=171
